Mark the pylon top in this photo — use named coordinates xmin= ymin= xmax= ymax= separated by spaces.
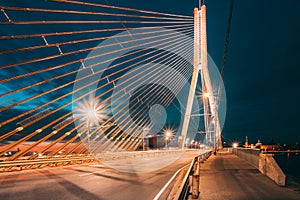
xmin=193 ymin=7 xmax=198 ymax=15
xmin=200 ymin=0 xmax=205 ymax=7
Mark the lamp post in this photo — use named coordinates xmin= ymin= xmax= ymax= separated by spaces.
xmin=142 ymin=128 xmax=149 ymax=151
xmin=185 ymin=138 xmax=190 ymax=149
xmin=178 ymin=136 xmax=182 ymax=148
xmin=76 ymin=96 xmax=106 ymax=152
xmin=164 ymin=130 xmax=173 ymax=149
xmin=86 ymin=119 xmax=91 ymax=145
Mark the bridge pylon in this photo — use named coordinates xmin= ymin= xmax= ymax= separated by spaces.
xmin=180 ymin=4 xmax=223 ymax=151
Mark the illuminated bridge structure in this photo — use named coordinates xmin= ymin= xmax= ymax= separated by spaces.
xmin=0 ymin=1 xmax=225 ymax=169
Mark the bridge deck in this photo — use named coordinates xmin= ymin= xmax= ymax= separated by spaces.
xmin=0 ymin=150 xmax=199 ymax=200
xmin=199 ymin=151 xmax=300 ymax=200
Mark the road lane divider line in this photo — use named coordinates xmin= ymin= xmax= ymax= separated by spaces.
xmin=153 ymin=163 xmax=189 ymax=200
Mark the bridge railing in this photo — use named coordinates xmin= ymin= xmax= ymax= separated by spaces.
xmin=0 ymin=155 xmax=96 ymax=172
xmin=175 ymin=150 xmax=212 ymax=200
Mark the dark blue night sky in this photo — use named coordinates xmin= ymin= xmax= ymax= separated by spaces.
xmin=149 ymin=0 xmax=300 ymax=145
xmin=0 ymin=0 xmax=300 ymax=145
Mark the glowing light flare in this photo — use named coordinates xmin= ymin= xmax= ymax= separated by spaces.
xmin=76 ymin=95 xmax=108 ymax=127
xmin=203 ymin=92 xmax=210 ymax=98
xmin=232 ymin=142 xmax=238 ymax=148
xmin=163 ymin=128 xmax=174 ymax=139
xmin=166 ymin=131 xmax=172 ymax=137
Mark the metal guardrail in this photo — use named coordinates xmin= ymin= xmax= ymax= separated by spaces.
xmin=0 ymin=155 xmax=96 ymax=172
xmin=175 ymin=150 xmax=212 ymax=200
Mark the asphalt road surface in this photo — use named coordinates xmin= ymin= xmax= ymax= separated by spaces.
xmin=0 ymin=150 xmax=200 ymax=200
xmin=199 ymin=152 xmax=300 ymax=200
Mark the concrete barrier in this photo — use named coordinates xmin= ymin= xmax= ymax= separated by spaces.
xmin=231 ymin=147 xmax=261 ymax=168
xmin=231 ymin=148 xmax=286 ymax=186
xmin=259 ymin=154 xmax=286 ymax=186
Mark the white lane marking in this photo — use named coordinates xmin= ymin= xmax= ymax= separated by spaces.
xmin=153 ymin=164 xmax=189 ymax=200
xmin=79 ymin=172 xmax=93 ymax=177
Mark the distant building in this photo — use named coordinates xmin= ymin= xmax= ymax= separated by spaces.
xmin=255 ymin=140 xmax=262 ymax=149
xmin=261 ymin=136 xmax=281 ymax=151
xmin=261 ymin=143 xmax=281 ymax=151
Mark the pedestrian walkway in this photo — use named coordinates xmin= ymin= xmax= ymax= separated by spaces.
xmin=199 ymin=151 xmax=300 ymax=200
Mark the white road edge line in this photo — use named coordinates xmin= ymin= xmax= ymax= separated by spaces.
xmin=153 ymin=164 xmax=189 ymax=200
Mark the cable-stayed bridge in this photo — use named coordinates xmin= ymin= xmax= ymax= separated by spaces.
xmin=1 ymin=1 xmax=300 ymax=200
xmin=0 ymin=0 xmax=224 ymax=166
xmin=0 ymin=1 xmax=228 ymax=199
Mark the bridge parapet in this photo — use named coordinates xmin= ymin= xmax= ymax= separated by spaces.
xmin=230 ymin=147 xmax=286 ymax=186
xmin=230 ymin=147 xmax=261 ymax=168
xmin=259 ymin=154 xmax=286 ymax=186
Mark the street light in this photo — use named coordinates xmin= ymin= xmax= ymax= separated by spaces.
xmin=165 ymin=131 xmax=172 ymax=138
xmin=185 ymin=138 xmax=190 ymax=149
xmin=203 ymin=92 xmax=210 ymax=98
xmin=142 ymin=128 xmax=149 ymax=151
xmin=164 ymin=129 xmax=174 ymax=149
xmin=232 ymin=142 xmax=238 ymax=148
xmin=76 ymin=95 xmax=107 ymax=150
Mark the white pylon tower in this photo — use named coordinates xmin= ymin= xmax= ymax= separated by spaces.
xmin=181 ymin=3 xmax=223 ymax=151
